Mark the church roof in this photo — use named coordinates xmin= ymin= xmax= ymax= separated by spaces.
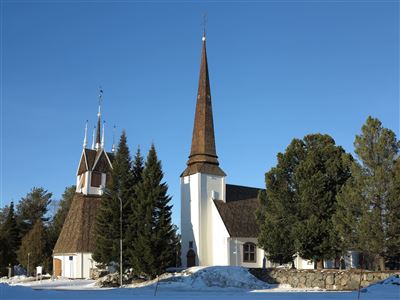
xmin=181 ymin=37 xmax=225 ymax=177
xmin=213 ymin=184 xmax=263 ymax=238
xmin=53 ymin=193 xmax=101 ymax=254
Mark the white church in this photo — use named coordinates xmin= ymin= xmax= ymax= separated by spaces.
xmin=180 ymin=35 xmax=319 ymax=270
xmin=53 ymin=33 xmax=357 ymax=279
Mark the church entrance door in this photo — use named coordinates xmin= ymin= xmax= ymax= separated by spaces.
xmin=187 ymin=249 xmax=196 ymax=267
xmin=53 ymin=258 xmax=62 ymax=277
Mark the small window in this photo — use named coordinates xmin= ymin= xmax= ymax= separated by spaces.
xmin=91 ymin=172 xmax=102 ymax=187
xmin=189 ymin=241 xmax=193 ymax=249
xmin=243 ymin=243 xmax=256 ymax=262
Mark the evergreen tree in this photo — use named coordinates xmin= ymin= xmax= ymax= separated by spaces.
xmin=0 ymin=204 xmax=10 ymax=226
xmin=334 ymin=117 xmax=399 ymax=270
xmin=0 ymin=235 xmax=6 ymax=276
xmin=386 ymin=158 xmax=400 ymax=268
xmin=125 ymin=147 xmax=144 ymax=266
xmin=16 ymin=187 xmax=52 ymax=236
xmin=17 ymin=219 xmax=49 ymax=273
xmin=258 ymin=134 xmax=351 ymax=269
xmin=93 ymin=131 xmax=135 ymax=266
xmin=48 ymin=186 xmax=76 ymax=250
xmin=0 ymin=202 xmax=20 ymax=272
xmin=170 ymin=225 xmax=181 ymax=268
xmin=130 ymin=144 xmax=176 ymax=278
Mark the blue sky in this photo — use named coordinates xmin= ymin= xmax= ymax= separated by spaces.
xmin=1 ymin=1 xmax=399 ymax=227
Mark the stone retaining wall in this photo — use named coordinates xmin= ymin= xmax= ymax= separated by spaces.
xmin=249 ymin=268 xmax=399 ymax=290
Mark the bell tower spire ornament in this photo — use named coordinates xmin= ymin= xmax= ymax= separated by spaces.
xmin=101 ymin=121 xmax=105 ymax=149
xmin=111 ymin=125 xmax=116 ymax=153
xmin=83 ymin=120 xmax=88 ymax=149
xmin=91 ymin=126 xmax=95 ymax=150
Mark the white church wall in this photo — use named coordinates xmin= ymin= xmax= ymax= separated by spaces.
xmin=54 ymin=253 xmax=94 ymax=278
xmin=181 ymin=173 xmax=226 ymax=267
xmin=54 ymin=254 xmax=75 ymax=278
xmin=228 ymin=237 xmax=264 ymax=268
xmin=200 ymin=173 xmax=225 ymax=266
xmin=180 ymin=174 xmax=201 ymax=267
xmin=211 ymin=201 xmax=230 ymax=265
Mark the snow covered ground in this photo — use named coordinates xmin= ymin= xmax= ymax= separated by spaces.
xmin=1 ymin=267 xmax=398 ymax=300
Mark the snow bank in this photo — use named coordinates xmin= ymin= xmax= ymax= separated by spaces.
xmin=127 ymin=266 xmax=270 ymax=290
xmin=362 ymin=274 xmax=400 ymax=294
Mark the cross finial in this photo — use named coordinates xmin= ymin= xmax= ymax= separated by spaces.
xmin=202 ymin=13 xmax=207 ymax=42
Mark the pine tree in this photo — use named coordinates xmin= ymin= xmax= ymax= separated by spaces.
xmin=93 ymin=131 xmax=135 ymax=267
xmin=258 ymin=134 xmax=351 ymax=269
xmin=0 ymin=202 xmax=20 ymax=271
xmin=48 ymin=186 xmax=76 ymax=250
xmin=130 ymin=144 xmax=176 ymax=278
xmin=17 ymin=219 xmax=49 ymax=273
xmin=334 ymin=117 xmax=399 ymax=270
xmin=16 ymin=187 xmax=52 ymax=236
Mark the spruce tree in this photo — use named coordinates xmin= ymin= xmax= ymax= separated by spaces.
xmin=125 ymin=148 xmax=144 ymax=266
xmin=93 ymin=131 xmax=135 ymax=267
xmin=0 ymin=202 xmax=20 ymax=270
xmin=17 ymin=219 xmax=49 ymax=273
xmin=16 ymin=187 xmax=52 ymax=236
xmin=334 ymin=117 xmax=399 ymax=270
xmin=258 ymin=134 xmax=351 ymax=269
xmin=130 ymin=144 xmax=176 ymax=278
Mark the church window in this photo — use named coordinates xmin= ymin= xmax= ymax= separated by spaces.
xmin=243 ymin=243 xmax=256 ymax=262
xmin=189 ymin=241 xmax=193 ymax=249
xmin=91 ymin=172 xmax=102 ymax=187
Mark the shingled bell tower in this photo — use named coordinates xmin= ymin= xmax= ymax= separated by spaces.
xmin=180 ymin=34 xmax=226 ymax=267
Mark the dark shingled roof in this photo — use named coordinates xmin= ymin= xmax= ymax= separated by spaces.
xmin=53 ymin=193 xmax=101 ymax=254
xmin=225 ymin=184 xmax=260 ymax=203
xmin=85 ymin=149 xmax=97 ymax=171
xmin=77 ymin=149 xmax=114 ymax=175
xmin=213 ymin=184 xmax=263 ymax=238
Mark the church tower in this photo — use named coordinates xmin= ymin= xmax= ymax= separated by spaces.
xmin=181 ymin=34 xmax=226 ymax=267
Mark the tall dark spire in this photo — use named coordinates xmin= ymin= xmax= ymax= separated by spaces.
xmin=95 ymin=89 xmax=103 ymax=151
xmin=181 ymin=35 xmax=225 ymax=177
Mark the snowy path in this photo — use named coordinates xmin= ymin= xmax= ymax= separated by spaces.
xmin=1 ymin=283 xmax=398 ymax=300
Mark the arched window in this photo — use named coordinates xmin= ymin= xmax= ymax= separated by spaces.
xmin=243 ymin=242 xmax=256 ymax=262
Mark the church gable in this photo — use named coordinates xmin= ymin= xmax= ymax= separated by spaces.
xmin=92 ymin=150 xmax=112 ymax=173
xmin=84 ymin=149 xmax=97 ymax=170
xmin=77 ymin=151 xmax=88 ymax=175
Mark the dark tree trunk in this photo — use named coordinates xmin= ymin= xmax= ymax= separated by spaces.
xmin=316 ymin=259 xmax=324 ymax=270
